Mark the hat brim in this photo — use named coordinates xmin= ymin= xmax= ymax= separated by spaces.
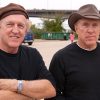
xmin=68 ymin=13 xmax=100 ymax=31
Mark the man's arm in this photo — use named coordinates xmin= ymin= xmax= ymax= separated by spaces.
xmin=0 ymin=90 xmax=33 ymax=100
xmin=22 ymin=79 xmax=56 ymax=99
xmin=0 ymin=79 xmax=56 ymax=99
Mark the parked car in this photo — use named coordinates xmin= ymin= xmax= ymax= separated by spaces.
xmin=23 ymin=30 xmax=34 ymax=45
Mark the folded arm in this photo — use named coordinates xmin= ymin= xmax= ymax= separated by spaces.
xmin=0 ymin=90 xmax=32 ymax=100
xmin=22 ymin=79 xmax=56 ymax=99
xmin=0 ymin=79 xmax=56 ymax=99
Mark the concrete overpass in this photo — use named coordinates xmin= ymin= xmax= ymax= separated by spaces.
xmin=27 ymin=9 xmax=77 ymax=19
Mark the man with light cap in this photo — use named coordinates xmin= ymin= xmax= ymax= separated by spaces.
xmin=45 ymin=4 xmax=100 ymax=100
xmin=0 ymin=3 xmax=56 ymax=100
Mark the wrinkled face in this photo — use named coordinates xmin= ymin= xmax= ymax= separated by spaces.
xmin=75 ymin=18 xmax=100 ymax=48
xmin=0 ymin=15 xmax=28 ymax=52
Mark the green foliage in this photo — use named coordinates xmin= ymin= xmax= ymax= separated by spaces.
xmin=42 ymin=17 xmax=66 ymax=33
xmin=30 ymin=25 xmax=44 ymax=39
xmin=30 ymin=16 xmax=66 ymax=39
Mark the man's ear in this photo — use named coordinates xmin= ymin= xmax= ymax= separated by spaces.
xmin=0 ymin=22 xmax=1 ymax=28
xmin=74 ymin=25 xmax=77 ymax=33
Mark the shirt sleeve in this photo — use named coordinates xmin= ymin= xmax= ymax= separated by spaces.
xmin=45 ymin=52 xmax=66 ymax=100
xmin=34 ymin=48 xmax=56 ymax=89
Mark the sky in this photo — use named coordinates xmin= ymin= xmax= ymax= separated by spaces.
xmin=0 ymin=0 xmax=100 ymax=10
xmin=0 ymin=0 xmax=100 ymax=29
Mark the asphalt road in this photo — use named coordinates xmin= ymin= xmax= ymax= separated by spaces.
xmin=29 ymin=39 xmax=71 ymax=68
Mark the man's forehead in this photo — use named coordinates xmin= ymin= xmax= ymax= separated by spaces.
xmin=76 ymin=18 xmax=100 ymax=24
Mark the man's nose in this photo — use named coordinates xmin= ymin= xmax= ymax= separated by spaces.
xmin=12 ymin=25 xmax=19 ymax=34
xmin=87 ymin=26 xmax=94 ymax=32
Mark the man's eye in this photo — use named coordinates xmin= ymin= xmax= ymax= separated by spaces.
xmin=6 ymin=23 xmax=13 ymax=27
xmin=18 ymin=24 xmax=25 ymax=29
xmin=93 ymin=24 xmax=98 ymax=27
xmin=83 ymin=23 xmax=88 ymax=27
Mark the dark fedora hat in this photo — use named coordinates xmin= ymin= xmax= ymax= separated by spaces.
xmin=0 ymin=3 xmax=29 ymax=20
xmin=68 ymin=4 xmax=100 ymax=31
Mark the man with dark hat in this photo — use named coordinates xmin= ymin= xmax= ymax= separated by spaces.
xmin=46 ymin=4 xmax=100 ymax=100
xmin=0 ymin=3 xmax=56 ymax=100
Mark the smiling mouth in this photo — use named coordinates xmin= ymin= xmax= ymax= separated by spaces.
xmin=10 ymin=36 xmax=20 ymax=39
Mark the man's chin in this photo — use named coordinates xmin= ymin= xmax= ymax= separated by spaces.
xmin=86 ymin=41 xmax=96 ymax=47
xmin=9 ymin=43 xmax=20 ymax=48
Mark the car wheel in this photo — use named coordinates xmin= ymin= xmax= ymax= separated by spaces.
xmin=28 ymin=42 xmax=33 ymax=45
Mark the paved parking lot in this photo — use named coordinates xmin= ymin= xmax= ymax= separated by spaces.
xmin=29 ymin=39 xmax=71 ymax=68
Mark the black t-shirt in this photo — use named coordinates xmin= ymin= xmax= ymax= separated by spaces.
xmin=0 ymin=45 xmax=55 ymax=87
xmin=47 ymin=42 xmax=100 ymax=100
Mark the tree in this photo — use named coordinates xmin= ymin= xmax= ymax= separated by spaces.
xmin=42 ymin=17 xmax=66 ymax=33
xmin=30 ymin=24 xmax=44 ymax=39
xmin=30 ymin=16 xmax=66 ymax=39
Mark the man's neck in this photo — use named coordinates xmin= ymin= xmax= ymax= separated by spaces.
xmin=76 ymin=42 xmax=97 ymax=51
